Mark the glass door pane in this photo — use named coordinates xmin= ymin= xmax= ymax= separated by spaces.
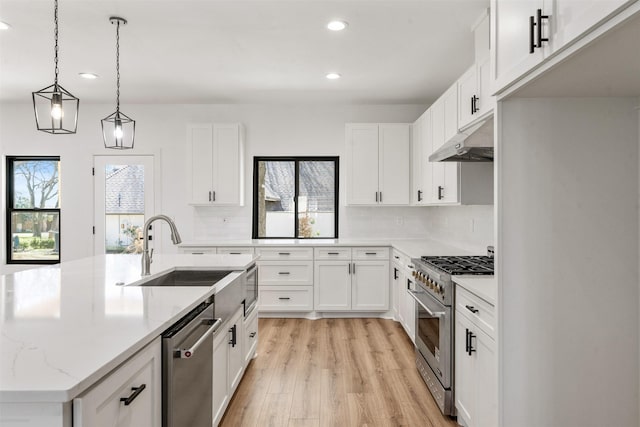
xmin=94 ymin=156 xmax=154 ymax=255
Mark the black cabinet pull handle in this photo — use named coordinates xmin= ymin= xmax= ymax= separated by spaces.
xmin=229 ymin=252 xmax=241 ymax=255
xmin=465 ymin=328 xmax=470 ymax=353
xmin=438 ymin=186 xmax=444 ymax=200
xmin=249 ymin=332 xmax=257 ymax=338
xmin=278 ymin=297 xmax=291 ymax=300
xmin=465 ymin=304 xmax=479 ymax=314
xmin=192 ymin=252 xmax=204 ymax=255
xmin=375 ymin=191 xmax=378 ymax=202
xmin=529 ymin=15 xmax=536 ymax=53
xmin=407 ymin=278 xmax=412 ymax=290
xmin=471 ymin=96 xmax=475 ymax=115
xmin=212 ymin=191 xmax=216 ymax=202
xmin=365 ymin=252 xmax=377 ymax=255
xmin=278 ymin=252 xmax=290 ymax=255
xmin=472 ymin=95 xmax=479 ymax=113
xmin=348 ymin=263 xmax=351 ymax=275
xmin=394 ymin=255 xmax=400 ymax=259
xmin=417 ymin=190 xmax=422 ymax=201
xmin=352 ymin=263 xmax=356 ymax=274
xmin=327 ymin=252 xmax=340 ymax=255
xmin=468 ymin=331 xmax=476 ymax=355
xmin=120 ymin=384 xmax=146 ymax=406
xmin=278 ymin=272 xmax=290 ymax=275
xmin=208 ymin=191 xmax=212 ymax=202
xmin=380 ymin=192 xmax=383 ymax=203
xmin=229 ymin=324 xmax=237 ymax=347
xmin=537 ymin=9 xmax=549 ymax=48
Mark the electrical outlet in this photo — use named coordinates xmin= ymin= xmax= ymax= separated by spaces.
xmin=395 ymin=216 xmax=404 ymax=226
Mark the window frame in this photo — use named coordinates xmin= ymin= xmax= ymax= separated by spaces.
xmin=252 ymin=156 xmax=339 ymax=239
xmin=6 ymin=156 xmax=61 ymax=265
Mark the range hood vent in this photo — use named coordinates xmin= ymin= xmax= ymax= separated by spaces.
xmin=429 ymin=118 xmax=493 ymax=162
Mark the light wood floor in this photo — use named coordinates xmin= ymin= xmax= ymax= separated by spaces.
xmin=220 ymin=318 xmax=459 ymax=427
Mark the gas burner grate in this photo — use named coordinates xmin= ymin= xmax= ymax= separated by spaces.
xmin=420 ymin=256 xmax=494 ymax=275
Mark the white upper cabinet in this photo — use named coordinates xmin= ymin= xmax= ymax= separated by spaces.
xmin=187 ymin=123 xmax=244 ymax=206
xmin=346 ymin=123 xmax=410 ymax=206
xmin=459 ymin=12 xmax=494 ymax=130
xmin=411 ymin=110 xmax=433 ymax=205
xmin=492 ymin=0 xmax=636 ymax=92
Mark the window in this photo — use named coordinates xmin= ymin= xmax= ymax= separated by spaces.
xmin=6 ymin=156 xmax=61 ymax=264
xmin=253 ymin=157 xmax=338 ymax=238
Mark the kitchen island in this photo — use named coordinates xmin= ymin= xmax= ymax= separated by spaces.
xmin=0 ymin=253 xmax=256 ymax=426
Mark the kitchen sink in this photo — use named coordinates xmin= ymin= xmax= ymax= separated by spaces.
xmin=135 ymin=270 xmax=233 ymax=287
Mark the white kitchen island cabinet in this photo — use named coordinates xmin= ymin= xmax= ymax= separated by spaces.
xmin=73 ymin=339 xmax=161 ymax=427
xmin=187 ymin=123 xmax=245 ymax=206
xmin=346 ymin=123 xmax=411 ymax=206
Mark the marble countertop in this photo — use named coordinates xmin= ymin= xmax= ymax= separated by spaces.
xmin=180 ymin=238 xmax=480 ymax=259
xmin=0 ymin=253 xmax=256 ymax=403
xmin=453 ymin=276 xmax=497 ymax=306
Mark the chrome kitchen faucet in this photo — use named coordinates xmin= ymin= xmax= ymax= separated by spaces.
xmin=141 ymin=215 xmax=182 ymax=275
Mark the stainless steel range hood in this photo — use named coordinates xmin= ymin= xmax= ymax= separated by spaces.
xmin=429 ymin=118 xmax=493 ymax=162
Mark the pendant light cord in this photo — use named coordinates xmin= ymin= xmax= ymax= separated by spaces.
xmin=116 ymin=19 xmax=120 ymax=111
xmin=53 ymin=0 xmax=59 ymax=85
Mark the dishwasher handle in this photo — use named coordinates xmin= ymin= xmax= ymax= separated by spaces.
xmin=176 ymin=318 xmax=222 ymax=359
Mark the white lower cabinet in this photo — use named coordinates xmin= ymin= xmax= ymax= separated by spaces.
xmin=313 ymin=248 xmax=389 ymax=312
xmin=400 ymin=275 xmax=416 ymax=343
xmin=73 ymin=338 xmax=161 ymax=427
xmin=244 ymin=308 xmax=259 ymax=364
xmin=212 ymin=306 xmax=247 ymax=426
xmin=455 ymin=287 xmax=497 ymax=427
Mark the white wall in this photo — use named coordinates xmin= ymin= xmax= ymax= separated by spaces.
xmin=421 ymin=205 xmax=494 ymax=253
xmin=498 ymin=97 xmax=639 ymax=427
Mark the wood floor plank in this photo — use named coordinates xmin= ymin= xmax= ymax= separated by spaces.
xmin=221 ymin=318 xmax=458 ymax=427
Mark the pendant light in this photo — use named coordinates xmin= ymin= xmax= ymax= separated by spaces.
xmin=32 ymin=0 xmax=79 ymax=134
xmin=102 ymin=17 xmax=135 ymax=149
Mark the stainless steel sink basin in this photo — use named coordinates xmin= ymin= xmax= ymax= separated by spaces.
xmin=136 ymin=270 xmax=233 ymax=287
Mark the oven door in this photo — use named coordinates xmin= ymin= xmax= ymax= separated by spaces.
xmin=243 ymin=264 xmax=258 ymax=317
xmin=409 ymin=287 xmax=452 ymax=388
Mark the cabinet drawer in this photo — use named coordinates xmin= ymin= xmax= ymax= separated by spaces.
xmin=258 ymin=261 xmax=313 ymax=286
xmin=217 ymin=247 xmax=254 ymax=255
xmin=181 ymin=248 xmax=216 ymax=255
xmin=352 ymin=247 xmax=390 ymax=260
xmin=259 ymin=286 xmax=313 ymax=311
xmin=392 ymin=249 xmax=410 ymax=266
xmin=456 ymin=286 xmax=495 ymax=338
xmin=314 ymin=247 xmax=352 ymax=260
xmin=256 ymin=247 xmax=313 ymax=260
xmin=74 ymin=338 xmax=161 ymax=427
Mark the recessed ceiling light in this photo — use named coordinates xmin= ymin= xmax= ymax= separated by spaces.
xmin=79 ymin=72 xmax=99 ymax=79
xmin=326 ymin=73 xmax=341 ymax=80
xmin=327 ymin=20 xmax=348 ymax=31
xmin=0 ymin=21 xmax=11 ymax=30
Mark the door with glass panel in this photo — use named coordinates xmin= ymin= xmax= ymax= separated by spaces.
xmin=93 ymin=156 xmax=154 ymax=255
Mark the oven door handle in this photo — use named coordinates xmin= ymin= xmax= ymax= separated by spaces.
xmin=408 ymin=290 xmax=446 ymax=317
xmin=176 ymin=318 xmax=222 ymax=359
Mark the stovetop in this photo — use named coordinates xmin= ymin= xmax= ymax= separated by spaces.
xmin=420 ymin=256 xmax=494 ymax=275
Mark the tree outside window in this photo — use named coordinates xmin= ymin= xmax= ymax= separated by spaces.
xmin=6 ymin=157 xmax=61 ymax=264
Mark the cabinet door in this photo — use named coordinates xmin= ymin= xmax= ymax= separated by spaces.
xmin=455 ymin=313 xmax=475 ymax=426
xmin=352 ymin=261 xmax=390 ymax=311
xmin=411 ymin=117 xmax=424 ymax=205
xmin=378 ymin=124 xmax=410 ymax=205
xmin=476 ymin=56 xmax=494 ymax=117
xmin=212 ymin=329 xmax=230 ymax=426
xmin=212 ymin=124 xmax=243 ymax=205
xmin=396 ymin=268 xmax=407 ymax=327
xmin=492 ymin=0 xmax=546 ymax=92
xmin=458 ymin=65 xmax=478 ymax=130
xmin=228 ymin=309 xmax=245 ymax=393
xmin=244 ymin=310 xmax=259 ymax=364
xmin=474 ymin=327 xmax=498 ymax=427
xmin=443 ymin=84 xmax=459 ymax=143
xmin=442 ymin=163 xmax=460 ymax=204
xmin=552 ymin=0 xmax=634 ymax=51
xmin=346 ymin=124 xmax=379 ymax=205
xmin=391 ymin=263 xmax=402 ymax=318
xmin=314 ymin=261 xmax=352 ymax=311
xmin=430 ymin=98 xmax=445 ymax=153
xmin=188 ymin=124 xmax=214 ymax=204
xmin=73 ymin=339 xmax=161 ymax=427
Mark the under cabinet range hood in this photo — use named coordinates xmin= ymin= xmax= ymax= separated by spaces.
xmin=429 ymin=118 xmax=494 ymax=162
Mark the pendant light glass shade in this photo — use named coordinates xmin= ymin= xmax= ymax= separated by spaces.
xmin=102 ymin=17 xmax=135 ymax=150
xmin=32 ymin=0 xmax=79 ymax=134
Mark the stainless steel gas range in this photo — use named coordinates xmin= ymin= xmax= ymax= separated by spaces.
xmin=409 ymin=255 xmax=494 ymax=416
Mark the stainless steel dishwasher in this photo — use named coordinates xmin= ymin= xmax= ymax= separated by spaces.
xmin=162 ymin=300 xmax=222 ymax=427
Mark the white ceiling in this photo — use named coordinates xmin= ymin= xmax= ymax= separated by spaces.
xmin=0 ymin=0 xmax=488 ymax=104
